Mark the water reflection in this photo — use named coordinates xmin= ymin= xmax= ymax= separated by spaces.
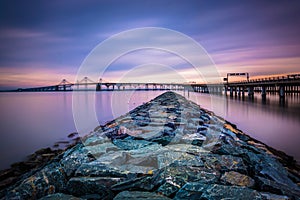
xmin=0 ymin=91 xmax=299 ymax=170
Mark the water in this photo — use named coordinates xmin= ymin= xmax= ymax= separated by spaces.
xmin=0 ymin=91 xmax=299 ymax=170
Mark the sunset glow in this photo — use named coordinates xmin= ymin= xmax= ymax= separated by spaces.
xmin=1 ymin=1 xmax=300 ymax=89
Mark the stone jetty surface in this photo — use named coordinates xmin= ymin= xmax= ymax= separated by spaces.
xmin=1 ymin=92 xmax=300 ymax=199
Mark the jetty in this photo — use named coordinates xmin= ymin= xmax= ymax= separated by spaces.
xmin=1 ymin=92 xmax=299 ymax=199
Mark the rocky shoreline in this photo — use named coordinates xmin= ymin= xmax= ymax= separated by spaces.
xmin=1 ymin=91 xmax=299 ymax=199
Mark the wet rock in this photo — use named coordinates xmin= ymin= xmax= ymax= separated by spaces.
xmin=38 ymin=193 xmax=84 ymax=200
xmin=112 ymin=137 xmax=153 ymax=150
xmin=158 ymin=165 xmax=220 ymax=186
xmin=174 ymin=182 xmax=208 ymax=199
xmin=67 ymin=177 xmax=119 ymax=198
xmin=67 ymin=132 xmax=78 ymax=138
xmin=201 ymin=184 xmax=262 ymax=200
xmin=111 ymin=176 xmax=155 ymax=191
xmin=75 ymin=161 xmax=134 ymax=178
xmin=113 ymin=191 xmax=171 ymax=200
xmin=6 ymin=162 xmax=67 ymax=199
xmin=60 ymin=144 xmax=92 ymax=177
xmin=202 ymin=154 xmax=247 ymax=173
xmin=157 ymin=181 xmax=181 ymax=197
xmin=221 ymin=171 xmax=255 ymax=187
xmin=255 ymin=176 xmax=300 ymax=198
xmin=260 ymin=192 xmax=290 ymax=200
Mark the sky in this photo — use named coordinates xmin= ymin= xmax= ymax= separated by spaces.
xmin=0 ymin=0 xmax=300 ymax=89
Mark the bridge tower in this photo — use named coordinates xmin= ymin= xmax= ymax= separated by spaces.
xmin=96 ymin=78 xmax=102 ymax=91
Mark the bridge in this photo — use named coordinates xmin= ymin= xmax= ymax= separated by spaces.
xmin=14 ymin=74 xmax=300 ymax=99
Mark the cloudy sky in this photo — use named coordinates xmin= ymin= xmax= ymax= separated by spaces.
xmin=0 ymin=0 xmax=300 ymax=89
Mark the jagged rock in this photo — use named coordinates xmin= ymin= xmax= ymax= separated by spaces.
xmin=113 ymin=191 xmax=171 ymax=200
xmin=202 ymin=154 xmax=247 ymax=173
xmin=221 ymin=171 xmax=255 ymax=187
xmin=112 ymin=137 xmax=153 ymax=150
xmin=83 ymin=142 xmax=119 ymax=157
xmin=60 ymin=144 xmax=93 ymax=177
xmin=175 ymin=183 xmax=262 ymax=200
xmin=5 ymin=162 xmax=67 ymax=199
xmin=201 ymin=184 xmax=262 ymax=200
xmin=255 ymin=176 xmax=300 ymax=198
xmin=174 ymin=182 xmax=208 ymax=199
xmin=111 ymin=176 xmax=155 ymax=191
xmin=38 ymin=193 xmax=84 ymax=200
xmin=75 ymin=161 xmax=135 ymax=178
xmin=67 ymin=177 xmax=119 ymax=198
xmin=157 ymin=181 xmax=181 ymax=197
xmin=260 ymin=192 xmax=290 ymax=200
xmin=158 ymin=165 xmax=220 ymax=186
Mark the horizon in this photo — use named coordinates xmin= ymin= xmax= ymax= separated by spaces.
xmin=1 ymin=1 xmax=300 ymax=90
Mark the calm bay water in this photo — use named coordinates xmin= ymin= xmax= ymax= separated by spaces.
xmin=0 ymin=91 xmax=299 ymax=170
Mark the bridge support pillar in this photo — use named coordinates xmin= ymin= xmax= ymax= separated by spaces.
xmin=234 ymin=87 xmax=237 ymax=97
xmin=279 ymin=85 xmax=285 ymax=98
xmin=241 ymin=87 xmax=245 ymax=98
xmin=96 ymin=83 xmax=102 ymax=91
xmin=261 ymin=86 xmax=266 ymax=99
xmin=248 ymin=87 xmax=254 ymax=97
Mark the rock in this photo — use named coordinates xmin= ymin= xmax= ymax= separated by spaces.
xmin=111 ymin=176 xmax=155 ymax=191
xmin=67 ymin=177 xmax=120 ymax=198
xmin=260 ymin=192 xmax=290 ymax=200
xmin=221 ymin=171 xmax=255 ymax=187
xmin=255 ymin=176 xmax=300 ymax=198
xmin=202 ymin=154 xmax=247 ymax=173
xmin=6 ymin=162 xmax=67 ymax=199
xmin=83 ymin=142 xmax=119 ymax=158
xmin=112 ymin=137 xmax=153 ymax=150
xmin=201 ymin=184 xmax=262 ymax=200
xmin=158 ymin=165 xmax=220 ymax=186
xmin=157 ymin=181 xmax=181 ymax=197
xmin=38 ymin=193 xmax=84 ymax=200
xmin=75 ymin=161 xmax=134 ymax=178
xmin=174 ymin=182 xmax=209 ymax=199
xmin=67 ymin=132 xmax=78 ymax=138
xmin=60 ymin=143 xmax=96 ymax=176
xmin=113 ymin=191 xmax=171 ymax=200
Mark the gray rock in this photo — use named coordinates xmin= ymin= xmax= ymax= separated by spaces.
xmin=200 ymin=184 xmax=262 ymax=200
xmin=38 ymin=193 xmax=84 ymax=200
xmin=174 ymin=182 xmax=208 ymax=200
xmin=221 ymin=171 xmax=255 ymax=187
xmin=158 ymin=165 xmax=220 ymax=185
xmin=67 ymin=177 xmax=120 ymax=198
xmin=6 ymin=162 xmax=67 ymax=199
xmin=75 ymin=161 xmax=134 ymax=178
xmin=260 ymin=192 xmax=290 ymax=200
xmin=256 ymin=176 xmax=300 ymax=198
xmin=202 ymin=154 xmax=247 ymax=173
xmin=113 ymin=191 xmax=171 ymax=200
xmin=157 ymin=181 xmax=181 ymax=197
xmin=60 ymin=144 xmax=92 ymax=177
xmin=112 ymin=137 xmax=153 ymax=150
xmin=111 ymin=176 xmax=155 ymax=191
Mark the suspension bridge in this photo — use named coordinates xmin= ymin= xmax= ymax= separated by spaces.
xmin=12 ymin=73 xmax=300 ymax=99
